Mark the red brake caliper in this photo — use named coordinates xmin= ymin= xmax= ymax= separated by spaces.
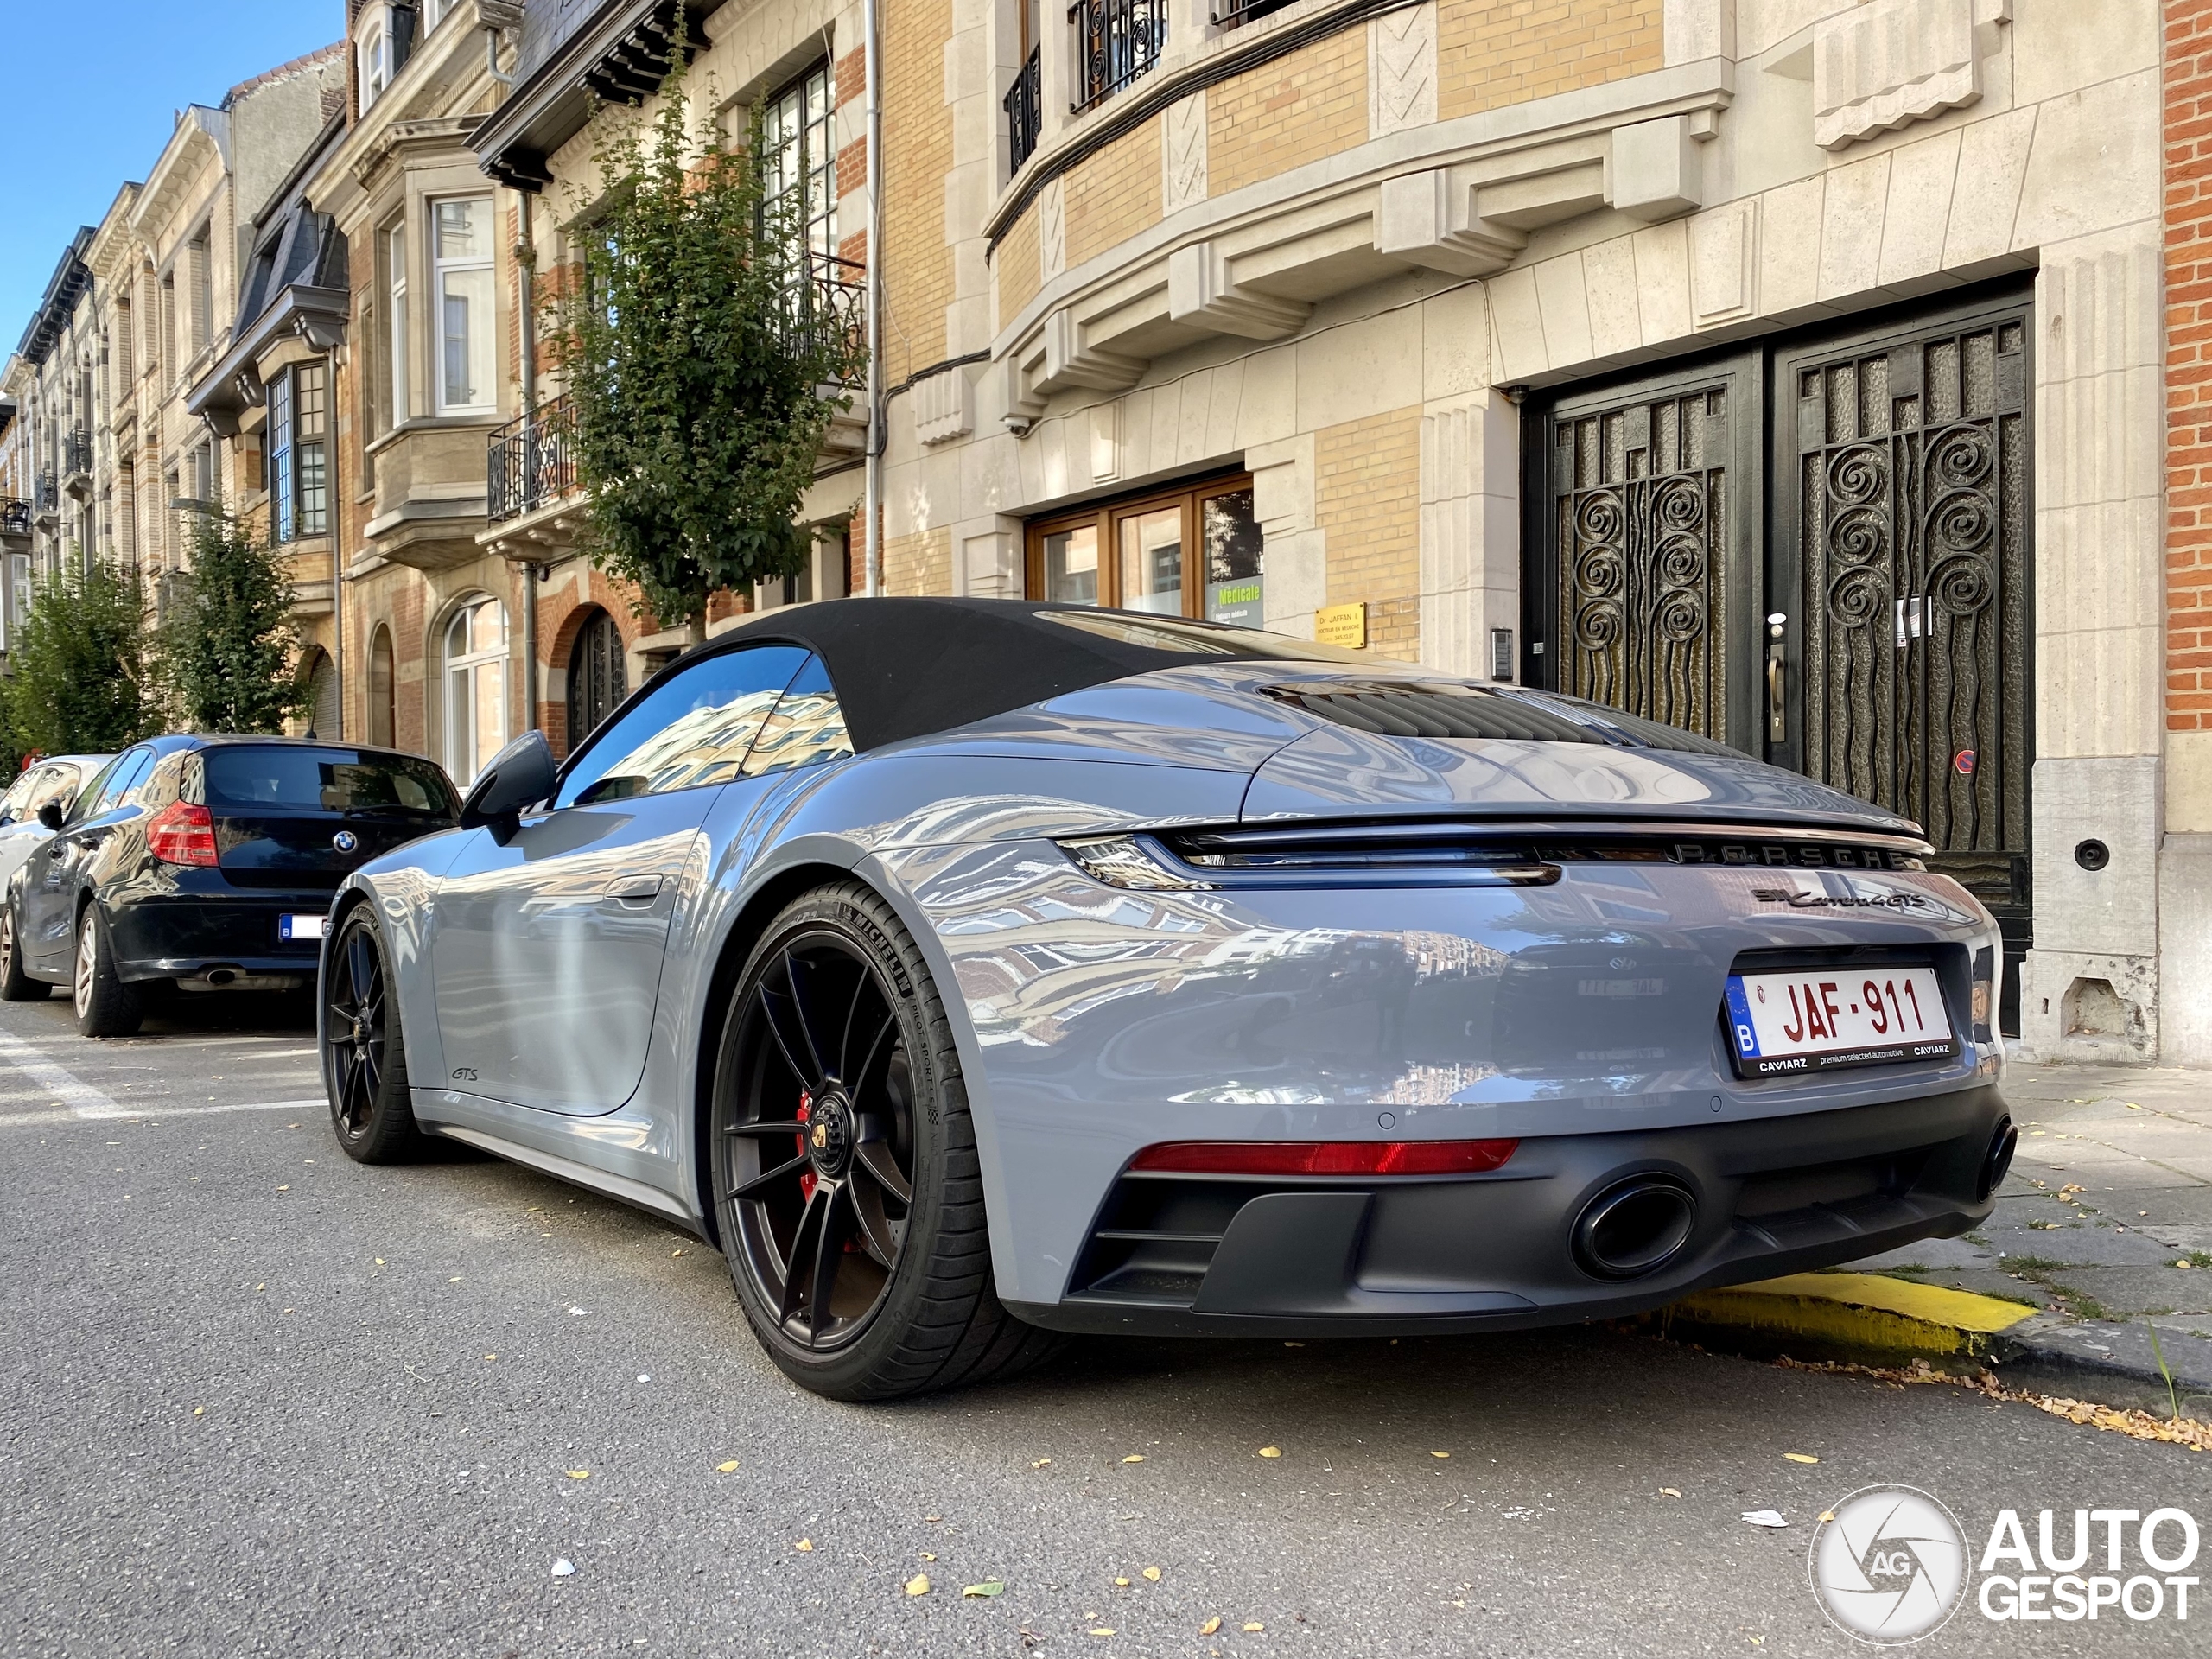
xmin=795 ymin=1092 xmax=817 ymax=1202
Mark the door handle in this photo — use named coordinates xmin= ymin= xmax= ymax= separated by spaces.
xmin=1765 ymin=613 xmax=1788 ymax=743
xmin=604 ymin=874 xmax=664 ymax=906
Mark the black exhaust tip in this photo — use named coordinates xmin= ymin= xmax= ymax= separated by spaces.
xmin=1572 ymin=1176 xmax=1697 ymax=1281
xmin=1979 ymin=1116 xmax=2018 ymax=1201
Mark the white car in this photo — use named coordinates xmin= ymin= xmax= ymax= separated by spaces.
xmin=0 ymin=755 xmax=112 ymax=891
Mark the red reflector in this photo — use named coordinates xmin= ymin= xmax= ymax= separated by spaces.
xmin=1128 ymin=1138 xmax=1518 ymax=1177
xmin=146 ymin=799 xmax=219 ymax=868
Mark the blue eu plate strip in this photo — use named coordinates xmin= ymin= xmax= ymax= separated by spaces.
xmin=1723 ymin=976 xmax=1761 ymax=1059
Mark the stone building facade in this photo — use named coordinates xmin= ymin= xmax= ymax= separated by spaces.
xmin=833 ymin=0 xmax=2183 ymax=1062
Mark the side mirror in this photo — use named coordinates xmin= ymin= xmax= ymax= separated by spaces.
xmin=458 ymin=729 xmax=556 ymax=841
xmin=36 ymin=801 xmax=64 ymax=832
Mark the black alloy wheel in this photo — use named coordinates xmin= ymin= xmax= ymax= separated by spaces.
xmin=713 ymin=883 xmax=1061 ymax=1399
xmin=324 ymin=908 xmax=421 ymax=1163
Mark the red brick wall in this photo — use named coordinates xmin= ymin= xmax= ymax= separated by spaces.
xmin=2172 ymin=0 xmax=2212 ymax=734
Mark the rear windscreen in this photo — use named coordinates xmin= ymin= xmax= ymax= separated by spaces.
xmin=202 ymin=747 xmax=458 ymax=817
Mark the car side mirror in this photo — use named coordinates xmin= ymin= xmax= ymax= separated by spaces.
xmin=458 ymin=729 xmax=556 ymax=842
xmin=36 ymin=801 xmax=64 ymax=832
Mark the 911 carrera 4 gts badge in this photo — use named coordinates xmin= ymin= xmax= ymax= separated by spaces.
xmin=333 ymin=830 xmax=359 ymax=853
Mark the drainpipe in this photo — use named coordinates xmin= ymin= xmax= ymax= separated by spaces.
xmin=862 ymin=0 xmax=884 ymax=597
xmin=517 ymin=188 xmax=541 ymax=730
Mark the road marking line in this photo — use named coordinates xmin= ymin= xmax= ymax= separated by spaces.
xmin=0 ymin=1096 xmax=327 ymax=1129
xmin=0 ymin=1030 xmax=120 ymax=1116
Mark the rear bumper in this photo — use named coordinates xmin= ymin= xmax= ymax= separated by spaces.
xmin=107 ymin=892 xmax=331 ymax=982
xmin=1007 ymin=1084 xmax=2010 ymax=1338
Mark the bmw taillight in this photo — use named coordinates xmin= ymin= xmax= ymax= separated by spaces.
xmin=146 ymin=799 xmax=218 ymax=867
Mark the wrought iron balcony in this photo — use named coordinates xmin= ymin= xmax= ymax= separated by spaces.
xmin=779 ymin=251 xmax=869 ymax=386
xmin=61 ymin=429 xmax=92 ymax=481
xmin=1071 ymin=0 xmax=1164 ymax=113
xmin=486 ymin=393 xmax=579 ymax=526
xmin=0 ymin=499 xmax=29 ymax=537
xmin=1007 ymin=47 xmax=1042 ymax=173
xmin=34 ymin=473 xmax=58 ymax=514
xmin=1210 ymin=0 xmax=1294 ymax=27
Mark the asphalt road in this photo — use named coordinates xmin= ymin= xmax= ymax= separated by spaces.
xmin=3 ymin=990 xmax=2208 ymax=1659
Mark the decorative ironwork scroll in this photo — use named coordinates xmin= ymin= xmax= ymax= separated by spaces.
xmin=1552 ymin=385 xmax=1732 ymax=740
xmin=1794 ymin=315 xmax=2029 ymax=895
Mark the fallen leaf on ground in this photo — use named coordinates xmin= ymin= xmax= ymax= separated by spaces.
xmin=373 ymin=1258 xmax=385 ymax=1265
xmin=925 ymin=1515 xmax=942 ymax=1522
xmin=1741 ymin=1510 xmax=1788 ymax=1528
xmin=1659 ymin=1487 xmax=1681 ymax=1497
xmin=715 ymin=1460 xmax=740 ymax=1473
xmin=1032 ymin=1459 xmax=1052 ymax=1468
xmin=564 ymin=1469 xmax=590 ymax=1480
xmin=1122 ymin=1454 xmax=1145 ymax=1464
xmin=550 ymin=1559 xmax=575 ymax=1577
xmin=1088 ymin=1630 xmax=1114 ymax=1638
xmin=1783 ymin=1453 xmax=1819 ymax=1465
xmin=1143 ymin=1566 xmax=1162 ymax=1581
xmin=1114 ymin=1576 xmax=1131 ymax=1587
xmin=1243 ymin=1622 xmax=1265 ymax=1633
xmin=671 ymin=1249 xmax=686 ymax=1257
xmin=906 ymin=1574 xmax=931 ymax=1596
xmin=1431 ymin=1451 xmax=1451 ymax=1459
xmin=920 ymin=1552 xmax=937 ymax=1562
xmin=1199 ymin=1616 xmax=1222 ymax=1636
xmin=192 ymin=1406 xmax=203 ymax=1416
xmin=963 ymin=1580 xmax=1006 ymax=1598
xmin=1820 ymin=1510 xmax=1836 ymax=1522
xmin=1258 ymin=1446 xmax=1281 ymax=1459
xmin=796 ymin=1539 xmax=814 ymax=1552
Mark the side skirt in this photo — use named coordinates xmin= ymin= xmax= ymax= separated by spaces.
xmin=423 ymin=1121 xmax=710 ymax=1239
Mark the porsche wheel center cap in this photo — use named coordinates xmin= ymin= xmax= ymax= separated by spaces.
xmin=807 ymin=1093 xmax=854 ymax=1177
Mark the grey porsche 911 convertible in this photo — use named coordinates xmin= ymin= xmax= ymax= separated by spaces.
xmin=320 ymin=598 xmax=2014 ymax=1400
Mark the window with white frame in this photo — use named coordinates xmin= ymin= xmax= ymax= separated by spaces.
xmin=432 ymin=197 xmax=496 ymax=414
xmin=443 ymin=594 xmax=509 ymax=785
xmin=266 ymin=361 xmax=328 ymax=543
xmin=383 ymin=220 xmax=409 ymax=428
xmin=425 ymin=0 xmax=459 ymax=30
xmin=359 ymin=14 xmax=391 ymax=109
xmin=762 ymin=64 xmax=838 ymax=270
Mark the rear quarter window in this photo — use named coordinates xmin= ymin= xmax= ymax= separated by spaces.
xmin=202 ymin=747 xmax=459 ymax=817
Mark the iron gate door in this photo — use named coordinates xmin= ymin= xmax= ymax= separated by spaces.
xmin=1529 ymin=353 xmax=1764 ymax=752
xmin=1770 ymin=295 xmax=2033 ymax=1014
xmin=1527 ymin=286 xmax=2033 ymax=1030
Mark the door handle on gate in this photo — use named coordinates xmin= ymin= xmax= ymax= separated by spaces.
xmin=604 ymin=874 xmax=664 ymax=906
xmin=1765 ymin=612 xmax=1788 ymax=743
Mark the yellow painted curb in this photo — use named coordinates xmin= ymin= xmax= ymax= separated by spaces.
xmin=1666 ymin=1272 xmax=2038 ymax=1359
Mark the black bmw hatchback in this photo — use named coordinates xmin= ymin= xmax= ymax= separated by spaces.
xmin=0 ymin=735 xmax=459 ymax=1036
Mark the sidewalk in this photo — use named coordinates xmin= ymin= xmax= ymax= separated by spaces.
xmin=1676 ymin=1059 xmax=2212 ymax=1416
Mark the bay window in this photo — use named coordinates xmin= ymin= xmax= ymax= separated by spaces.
xmin=266 ymin=362 xmax=328 ymax=543
xmin=384 ymin=220 xmax=409 ymax=428
xmin=433 ymin=197 xmax=497 ymax=414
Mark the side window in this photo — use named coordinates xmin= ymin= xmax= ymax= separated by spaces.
xmin=0 ymin=769 xmax=41 ymax=819
xmin=77 ymin=749 xmax=151 ymax=822
xmin=742 ymin=655 xmax=853 ymax=778
xmin=554 ymin=645 xmax=812 ymax=810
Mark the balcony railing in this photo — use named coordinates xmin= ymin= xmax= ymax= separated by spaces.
xmin=486 ymin=392 xmax=578 ymax=525
xmin=1007 ymin=47 xmax=1042 ymax=173
xmin=1211 ymin=0 xmax=1294 ymax=27
xmin=61 ymin=429 xmax=92 ymax=480
xmin=1071 ymin=0 xmax=1164 ymax=113
xmin=779 ymin=251 xmax=868 ymax=385
xmin=34 ymin=473 xmax=58 ymax=514
xmin=0 ymin=499 xmax=29 ymax=537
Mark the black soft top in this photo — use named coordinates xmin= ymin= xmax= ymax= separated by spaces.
xmin=696 ymin=598 xmax=1325 ymax=753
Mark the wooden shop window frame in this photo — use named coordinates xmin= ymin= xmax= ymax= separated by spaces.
xmin=1023 ymin=471 xmax=1255 ymax=618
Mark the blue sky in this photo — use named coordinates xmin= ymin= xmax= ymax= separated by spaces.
xmin=0 ymin=2 xmax=344 ymax=350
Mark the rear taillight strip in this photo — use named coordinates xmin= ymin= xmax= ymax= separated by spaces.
xmin=1129 ymin=1139 xmax=1519 ymax=1177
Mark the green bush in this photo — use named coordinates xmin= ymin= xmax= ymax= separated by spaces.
xmin=156 ymin=513 xmax=310 ymax=734
xmin=3 ymin=554 xmax=158 ymax=756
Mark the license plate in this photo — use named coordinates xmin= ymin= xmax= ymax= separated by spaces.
xmin=1724 ymin=966 xmax=1956 ymax=1077
xmin=280 ymin=913 xmax=327 ymax=942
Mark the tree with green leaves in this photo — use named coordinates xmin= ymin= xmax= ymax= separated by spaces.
xmin=556 ymin=40 xmax=867 ymax=635
xmin=2 ymin=553 xmax=157 ymax=756
xmin=154 ymin=512 xmax=310 ymax=734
